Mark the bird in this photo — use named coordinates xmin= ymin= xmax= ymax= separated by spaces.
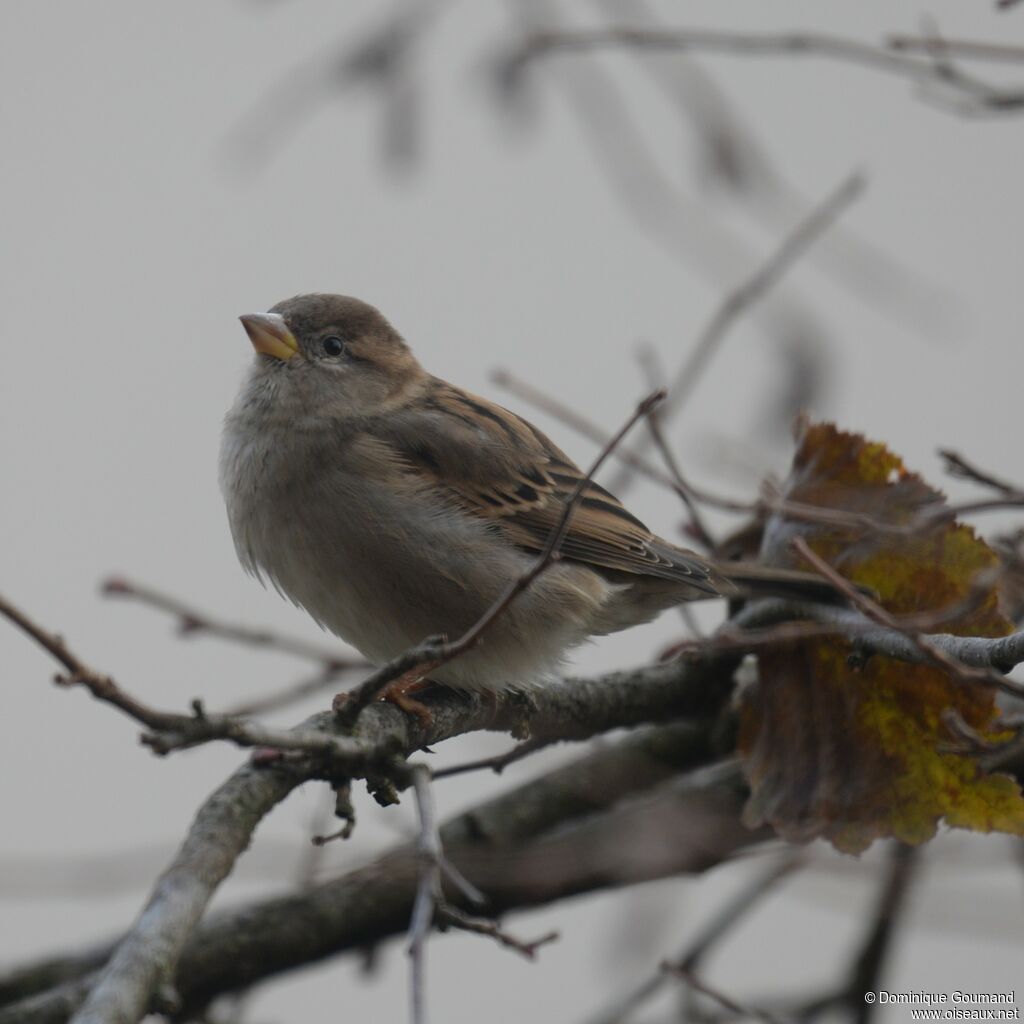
xmin=220 ymin=293 xmax=831 ymax=700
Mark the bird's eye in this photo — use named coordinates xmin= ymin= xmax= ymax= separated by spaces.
xmin=322 ymin=336 xmax=346 ymax=357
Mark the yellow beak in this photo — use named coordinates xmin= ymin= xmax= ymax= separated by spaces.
xmin=239 ymin=313 xmax=299 ymax=361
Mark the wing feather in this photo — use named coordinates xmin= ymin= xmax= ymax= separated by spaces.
xmin=370 ymin=380 xmax=718 ymax=593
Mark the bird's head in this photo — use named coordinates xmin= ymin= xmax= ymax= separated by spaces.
xmin=238 ymin=293 xmax=423 ymax=422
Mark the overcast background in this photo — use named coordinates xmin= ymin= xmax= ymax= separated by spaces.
xmin=2 ymin=1 xmax=1023 ymax=1021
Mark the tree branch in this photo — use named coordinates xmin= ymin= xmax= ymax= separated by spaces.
xmin=0 ymin=723 xmax=745 ymax=1024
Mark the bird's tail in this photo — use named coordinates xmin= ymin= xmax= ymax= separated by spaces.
xmin=717 ymin=562 xmax=858 ymax=605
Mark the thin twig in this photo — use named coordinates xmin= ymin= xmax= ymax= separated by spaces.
xmin=665 ymin=173 xmax=864 ymax=425
xmin=408 ymin=765 xmax=442 ymax=1024
xmin=590 ymin=0 xmax=950 ymax=342
xmin=587 ymin=851 xmax=802 ymax=1024
xmin=488 ymin=378 xmax=1024 ymax=538
xmin=3 ymin=583 xmax=744 ymax=775
xmin=606 ymin=172 xmax=865 ymax=493
xmin=662 ymin=963 xmax=786 ymax=1024
xmin=888 ymin=36 xmax=1024 ymax=63
xmin=407 ymin=766 xmax=550 ymax=1022
xmin=939 ymin=449 xmax=1024 ymax=497
xmin=799 ymin=844 xmax=919 ymax=1022
xmin=224 ymin=666 xmax=345 ymax=717
xmin=337 ymin=389 xmax=666 ymax=725
xmin=491 ymin=369 xmax=754 ymax=512
xmin=433 ymin=737 xmax=545 ymax=780
xmin=435 ymin=906 xmax=558 ymax=959
xmin=102 ymin=576 xmax=363 ymax=669
xmin=515 ymin=27 xmax=1024 ymax=113
xmin=645 ymin=412 xmax=718 ymax=550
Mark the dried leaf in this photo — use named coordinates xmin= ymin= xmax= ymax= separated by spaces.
xmin=738 ymin=421 xmax=1024 ymax=853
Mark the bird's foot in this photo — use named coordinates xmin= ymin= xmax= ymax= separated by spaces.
xmin=379 ymin=668 xmax=435 ymax=728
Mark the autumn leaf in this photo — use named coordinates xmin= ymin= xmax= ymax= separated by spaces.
xmin=738 ymin=421 xmax=1024 ymax=853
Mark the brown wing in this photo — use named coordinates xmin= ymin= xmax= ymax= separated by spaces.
xmin=372 ymin=379 xmax=718 ymax=593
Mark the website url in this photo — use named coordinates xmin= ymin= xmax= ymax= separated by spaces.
xmin=909 ymin=1011 xmax=1019 ymax=1020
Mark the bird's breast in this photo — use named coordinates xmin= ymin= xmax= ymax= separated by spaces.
xmin=219 ymin=419 xmax=530 ymax=664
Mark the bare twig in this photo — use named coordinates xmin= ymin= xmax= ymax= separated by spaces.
xmin=409 ymin=760 xmax=567 ymax=1021
xmin=800 ymin=844 xmax=919 ymax=1022
xmin=436 ymin=906 xmax=558 ymax=959
xmin=4 ymin=581 xmax=747 ymax=773
xmin=587 ymin=850 xmax=802 ymax=1024
xmin=0 ymin=591 xmax=226 ymax=738
xmin=487 ymin=377 xmax=1024 ymax=540
xmin=515 ymin=27 xmax=1024 ymax=113
xmin=606 ymin=172 xmax=865 ymax=493
xmin=223 ymin=665 xmax=347 ymax=718
xmin=664 ymin=173 xmax=864 ymax=424
xmin=645 ymin=412 xmax=718 ymax=550
xmin=433 ymin=737 xmax=545 ymax=780
xmin=663 ymin=963 xmax=785 ymax=1024
xmin=408 ymin=765 xmax=443 ymax=1024
xmin=939 ymin=449 xmax=1024 ymax=497
xmin=491 ymin=369 xmax=754 ymax=512
xmin=889 ymin=36 xmax=1024 ymax=63
xmin=590 ymin=0 xmax=949 ymax=342
xmin=337 ymin=389 xmax=666 ymax=724
xmin=102 ymin=576 xmax=362 ymax=669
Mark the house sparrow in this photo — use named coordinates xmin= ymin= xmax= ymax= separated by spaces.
xmin=220 ymin=294 xmax=821 ymax=693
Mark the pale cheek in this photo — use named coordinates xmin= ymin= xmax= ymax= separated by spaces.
xmin=318 ymin=370 xmax=394 ymax=418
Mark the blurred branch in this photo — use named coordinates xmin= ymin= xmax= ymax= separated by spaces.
xmin=940 ymin=449 xmax=1024 ymax=497
xmin=102 ymin=576 xmax=363 ymax=669
xmin=229 ymin=1 xmax=447 ymax=173
xmin=663 ymin=964 xmax=783 ymax=1024
xmin=592 ymin=0 xmax=948 ymax=341
xmin=800 ymin=844 xmax=919 ymax=1022
xmin=514 ymin=27 xmax=1024 ymax=113
xmin=587 ymin=850 xmax=802 ymax=1024
xmin=222 ymin=665 xmax=346 ymax=718
xmin=499 ymin=0 xmax=834 ymax=374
